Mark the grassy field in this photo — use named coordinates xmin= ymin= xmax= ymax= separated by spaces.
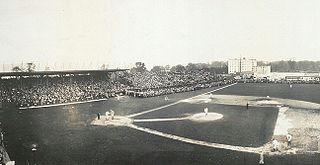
xmin=1 ymin=83 xmax=320 ymax=164
xmin=214 ymin=83 xmax=320 ymax=104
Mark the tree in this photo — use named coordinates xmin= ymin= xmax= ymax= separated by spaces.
xmin=210 ymin=61 xmax=226 ymax=68
xmin=101 ymin=64 xmax=107 ymax=70
xmin=151 ymin=66 xmax=165 ymax=72
xmin=130 ymin=62 xmax=147 ymax=73
xmin=164 ymin=65 xmax=171 ymax=72
xmin=185 ymin=63 xmax=197 ymax=71
xmin=170 ymin=64 xmax=185 ymax=73
xmin=288 ymin=60 xmax=297 ymax=71
xmin=269 ymin=60 xmax=320 ymax=72
xmin=12 ymin=66 xmax=23 ymax=72
xmin=271 ymin=61 xmax=290 ymax=72
xmin=26 ymin=62 xmax=36 ymax=72
xmin=210 ymin=64 xmax=228 ymax=74
xmin=195 ymin=63 xmax=210 ymax=70
xmin=257 ymin=61 xmax=270 ymax=66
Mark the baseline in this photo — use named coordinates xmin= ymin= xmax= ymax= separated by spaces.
xmin=128 ymin=124 xmax=261 ymax=154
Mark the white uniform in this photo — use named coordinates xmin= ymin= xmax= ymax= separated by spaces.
xmin=105 ymin=111 xmax=110 ymax=121
xmin=272 ymin=139 xmax=279 ymax=151
xmin=286 ymin=134 xmax=292 ymax=142
xmin=259 ymin=152 xmax=264 ymax=164
xmin=204 ymin=107 xmax=208 ymax=116
xmin=0 ymin=132 xmax=3 ymax=143
xmin=286 ymin=134 xmax=292 ymax=147
xmin=110 ymin=110 xmax=115 ymax=120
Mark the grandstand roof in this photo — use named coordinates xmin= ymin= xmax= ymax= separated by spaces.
xmin=0 ymin=69 xmax=129 ymax=77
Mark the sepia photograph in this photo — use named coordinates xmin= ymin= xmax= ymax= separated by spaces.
xmin=1 ymin=0 xmax=320 ymax=164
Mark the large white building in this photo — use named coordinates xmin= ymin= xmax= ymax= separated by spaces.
xmin=228 ymin=58 xmax=257 ymax=74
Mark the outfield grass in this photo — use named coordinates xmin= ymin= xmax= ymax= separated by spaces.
xmin=215 ymin=83 xmax=320 ymax=104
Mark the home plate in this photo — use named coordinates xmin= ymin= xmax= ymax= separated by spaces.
xmin=188 ymin=112 xmax=223 ymax=122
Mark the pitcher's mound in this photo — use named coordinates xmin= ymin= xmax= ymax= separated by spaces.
xmin=188 ymin=112 xmax=223 ymax=122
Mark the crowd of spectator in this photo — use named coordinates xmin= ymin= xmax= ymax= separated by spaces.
xmin=0 ymin=76 xmax=127 ymax=107
xmin=0 ymin=70 xmax=233 ymax=108
xmin=126 ymin=70 xmax=221 ymax=89
xmin=125 ymin=70 xmax=233 ymax=97
xmin=238 ymin=78 xmax=320 ymax=84
xmin=126 ymin=81 xmax=232 ymax=98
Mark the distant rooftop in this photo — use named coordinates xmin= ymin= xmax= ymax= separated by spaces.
xmin=0 ymin=69 xmax=129 ymax=78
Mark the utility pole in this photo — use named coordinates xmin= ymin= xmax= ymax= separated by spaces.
xmin=239 ymin=55 xmax=242 ymax=73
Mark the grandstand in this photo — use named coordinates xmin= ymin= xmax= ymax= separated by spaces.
xmin=0 ymin=69 xmax=232 ymax=109
xmin=0 ymin=69 xmax=129 ymax=108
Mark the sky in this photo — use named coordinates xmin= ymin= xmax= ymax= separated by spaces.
xmin=1 ymin=0 xmax=320 ymax=69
